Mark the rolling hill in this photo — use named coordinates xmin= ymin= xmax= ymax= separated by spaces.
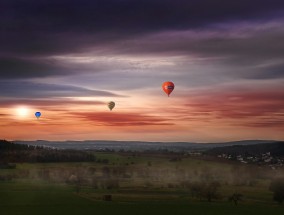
xmin=207 ymin=141 xmax=284 ymax=156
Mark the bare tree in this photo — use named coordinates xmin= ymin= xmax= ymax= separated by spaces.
xmin=228 ymin=193 xmax=243 ymax=206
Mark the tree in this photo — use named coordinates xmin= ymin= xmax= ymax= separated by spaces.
xmin=270 ymin=179 xmax=284 ymax=204
xmin=201 ymin=181 xmax=221 ymax=202
xmin=68 ymin=174 xmax=83 ymax=193
xmin=189 ymin=182 xmax=203 ymax=200
xmin=228 ymin=193 xmax=243 ymax=206
xmin=189 ymin=181 xmax=221 ymax=202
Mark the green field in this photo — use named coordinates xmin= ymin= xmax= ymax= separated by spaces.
xmin=1 ymin=152 xmax=284 ymax=215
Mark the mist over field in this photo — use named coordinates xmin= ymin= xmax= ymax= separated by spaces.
xmin=1 ymin=139 xmax=284 ymax=215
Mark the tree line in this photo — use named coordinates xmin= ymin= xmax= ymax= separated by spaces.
xmin=0 ymin=140 xmax=96 ymax=163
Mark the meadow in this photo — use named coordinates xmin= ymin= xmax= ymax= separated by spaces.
xmin=1 ymin=152 xmax=284 ymax=215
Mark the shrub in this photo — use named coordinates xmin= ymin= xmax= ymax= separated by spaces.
xmin=270 ymin=179 xmax=284 ymax=204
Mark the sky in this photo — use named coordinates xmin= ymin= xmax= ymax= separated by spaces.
xmin=0 ymin=0 xmax=284 ymax=142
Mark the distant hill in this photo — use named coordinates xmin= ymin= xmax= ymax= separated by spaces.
xmin=0 ymin=140 xmax=30 ymax=151
xmin=207 ymin=141 xmax=284 ymax=156
xmin=13 ymin=139 xmax=281 ymax=152
xmin=0 ymin=140 xmax=96 ymax=163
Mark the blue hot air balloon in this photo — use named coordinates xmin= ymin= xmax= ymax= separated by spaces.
xmin=35 ymin=112 xmax=41 ymax=119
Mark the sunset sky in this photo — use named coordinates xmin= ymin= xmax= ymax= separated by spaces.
xmin=0 ymin=0 xmax=284 ymax=142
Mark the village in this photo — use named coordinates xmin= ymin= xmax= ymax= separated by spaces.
xmin=217 ymin=152 xmax=284 ymax=169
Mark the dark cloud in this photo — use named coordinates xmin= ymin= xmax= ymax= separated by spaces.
xmin=244 ymin=63 xmax=284 ymax=80
xmin=0 ymin=56 xmax=119 ymax=79
xmin=1 ymin=0 xmax=283 ymax=56
xmin=105 ymin=25 xmax=284 ymax=61
xmin=1 ymin=0 xmax=283 ymax=32
xmin=0 ymin=81 xmax=123 ymax=98
xmin=0 ymin=57 xmax=67 ymax=79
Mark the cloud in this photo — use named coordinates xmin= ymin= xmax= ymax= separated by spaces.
xmin=236 ymin=120 xmax=284 ymax=128
xmin=71 ymin=111 xmax=174 ymax=126
xmin=1 ymin=1 xmax=283 ymax=88
xmin=1 ymin=0 xmax=283 ymax=33
xmin=0 ymin=99 xmax=105 ymax=107
xmin=1 ymin=0 xmax=284 ymax=56
xmin=0 ymin=57 xmax=69 ymax=79
xmin=101 ymin=20 xmax=284 ymax=63
xmin=185 ymin=86 xmax=284 ymax=124
xmin=243 ymin=62 xmax=284 ymax=80
xmin=0 ymin=81 xmax=123 ymax=98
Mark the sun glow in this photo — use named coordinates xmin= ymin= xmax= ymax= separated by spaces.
xmin=16 ymin=107 xmax=30 ymax=118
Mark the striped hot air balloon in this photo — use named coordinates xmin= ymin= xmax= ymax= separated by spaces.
xmin=108 ymin=101 xmax=115 ymax=111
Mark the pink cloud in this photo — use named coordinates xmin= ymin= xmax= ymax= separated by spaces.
xmin=182 ymin=87 xmax=284 ymax=127
xmin=71 ymin=111 xmax=174 ymax=126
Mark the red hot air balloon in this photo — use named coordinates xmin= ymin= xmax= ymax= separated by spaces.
xmin=162 ymin=81 xmax=175 ymax=97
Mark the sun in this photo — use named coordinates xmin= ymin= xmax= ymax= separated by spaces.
xmin=16 ymin=107 xmax=29 ymax=117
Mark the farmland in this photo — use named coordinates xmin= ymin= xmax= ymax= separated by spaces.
xmin=1 ymin=152 xmax=284 ymax=215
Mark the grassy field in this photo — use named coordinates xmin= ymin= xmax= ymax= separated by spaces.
xmin=1 ymin=152 xmax=284 ymax=215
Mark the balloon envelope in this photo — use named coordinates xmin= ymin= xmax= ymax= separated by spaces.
xmin=162 ymin=81 xmax=175 ymax=96
xmin=108 ymin=101 xmax=115 ymax=111
xmin=35 ymin=112 xmax=41 ymax=119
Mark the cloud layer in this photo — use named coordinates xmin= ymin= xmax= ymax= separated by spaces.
xmin=0 ymin=0 xmax=284 ymax=141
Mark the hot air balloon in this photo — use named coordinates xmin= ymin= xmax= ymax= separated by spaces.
xmin=162 ymin=81 xmax=175 ymax=97
xmin=108 ymin=101 xmax=115 ymax=111
xmin=35 ymin=112 xmax=41 ymax=119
